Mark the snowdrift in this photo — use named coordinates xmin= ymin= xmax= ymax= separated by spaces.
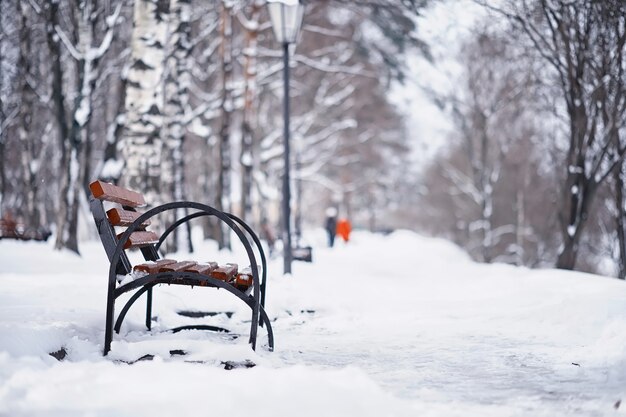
xmin=1 ymin=230 xmax=625 ymax=416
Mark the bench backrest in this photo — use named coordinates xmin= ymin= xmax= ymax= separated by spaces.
xmin=89 ymin=180 xmax=160 ymax=275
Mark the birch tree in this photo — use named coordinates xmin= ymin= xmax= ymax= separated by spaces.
xmin=164 ymin=0 xmax=192 ymax=205
xmin=119 ymin=0 xmax=170 ymax=206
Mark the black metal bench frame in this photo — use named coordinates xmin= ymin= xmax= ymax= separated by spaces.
xmin=89 ymin=195 xmax=274 ymax=356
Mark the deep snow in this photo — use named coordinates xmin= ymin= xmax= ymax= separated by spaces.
xmin=1 ymin=230 xmax=625 ymax=416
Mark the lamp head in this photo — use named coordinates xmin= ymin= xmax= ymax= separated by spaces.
xmin=267 ymin=0 xmax=304 ymax=44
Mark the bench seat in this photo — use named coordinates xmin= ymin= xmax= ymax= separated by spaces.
xmin=132 ymin=261 xmax=253 ymax=293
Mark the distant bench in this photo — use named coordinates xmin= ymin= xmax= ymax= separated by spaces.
xmin=89 ymin=180 xmax=273 ymax=355
xmin=0 ymin=215 xmax=51 ymax=241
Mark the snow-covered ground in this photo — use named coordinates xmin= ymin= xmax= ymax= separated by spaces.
xmin=1 ymin=230 xmax=625 ymax=416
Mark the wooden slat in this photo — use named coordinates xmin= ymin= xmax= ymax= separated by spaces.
xmin=117 ymin=231 xmax=159 ymax=249
xmin=0 ymin=219 xmax=26 ymax=239
xmin=107 ymin=208 xmax=151 ymax=228
xmin=184 ymin=262 xmax=218 ymax=275
xmin=210 ymin=263 xmax=238 ymax=282
xmin=90 ymin=180 xmax=146 ymax=208
xmin=160 ymin=261 xmax=198 ymax=272
xmin=234 ymin=267 xmax=253 ymax=290
xmin=133 ymin=259 xmax=177 ymax=274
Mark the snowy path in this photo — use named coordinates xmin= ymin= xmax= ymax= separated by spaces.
xmin=1 ymin=231 xmax=625 ymax=416
xmin=268 ymin=232 xmax=626 ymax=416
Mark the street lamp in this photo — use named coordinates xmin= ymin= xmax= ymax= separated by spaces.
xmin=267 ymin=0 xmax=304 ymax=275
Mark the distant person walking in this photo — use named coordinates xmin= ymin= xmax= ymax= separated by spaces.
xmin=336 ymin=218 xmax=352 ymax=243
xmin=324 ymin=207 xmax=337 ymax=247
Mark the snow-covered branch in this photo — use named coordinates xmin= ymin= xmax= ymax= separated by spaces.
xmin=442 ymin=163 xmax=482 ymax=205
xmin=54 ymin=26 xmax=82 ymax=60
xmin=303 ymin=24 xmax=345 ymax=39
xmin=294 ymin=54 xmax=375 ymax=77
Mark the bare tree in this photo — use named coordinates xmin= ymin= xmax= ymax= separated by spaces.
xmin=416 ymin=25 xmax=558 ymax=266
xmin=479 ymin=0 xmax=626 ymax=270
xmin=238 ymin=0 xmax=264 ymax=225
xmin=52 ymin=0 xmax=121 ymax=252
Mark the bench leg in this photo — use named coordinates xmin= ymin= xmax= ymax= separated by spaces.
xmin=103 ymin=288 xmax=115 ymax=355
xmin=114 ymin=285 xmax=153 ymax=334
xmin=259 ymin=305 xmax=274 ymax=351
xmin=248 ymin=299 xmax=259 ymax=350
xmin=146 ymin=287 xmax=153 ymax=330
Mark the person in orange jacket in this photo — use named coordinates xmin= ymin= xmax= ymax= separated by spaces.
xmin=336 ymin=218 xmax=352 ymax=243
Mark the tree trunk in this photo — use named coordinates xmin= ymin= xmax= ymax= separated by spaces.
xmin=240 ymin=1 xmax=262 ymax=226
xmin=217 ymin=1 xmax=233 ymax=250
xmin=17 ymin=0 xmax=41 ymax=228
xmin=48 ymin=0 xmax=119 ymax=252
xmin=119 ymin=0 xmax=169 ymax=207
xmin=98 ymin=63 xmax=127 ymax=184
xmin=515 ymin=188 xmax=525 ymax=266
xmin=555 ymin=113 xmax=589 ymax=270
xmin=163 ymin=0 xmax=192 ymax=253
xmin=45 ymin=1 xmax=74 ymax=252
xmin=556 ymin=168 xmax=595 ymax=270
xmin=241 ymin=122 xmax=254 ymax=224
xmin=0 ymin=0 xmax=5 ymax=215
xmin=614 ymin=164 xmax=626 ymax=279
xmin=556 ymin=96 xmax=587 ymax=269
xmin=63 ymin=4 xmax=93 ymax=255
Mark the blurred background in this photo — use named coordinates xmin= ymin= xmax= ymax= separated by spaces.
xmin=0 ymin=0 xmax=625 ymax=278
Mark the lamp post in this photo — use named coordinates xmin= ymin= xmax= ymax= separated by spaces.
xmin=267 ymin=0 xmax=304 ymax=275
xmin=295 ymin=147 xmax=302 ymax=247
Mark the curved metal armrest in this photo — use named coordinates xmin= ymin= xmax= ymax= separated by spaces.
xmin=226 ymin=212 xmax=269 ymax=309
xmin=107 ymin=202 xmax=261 ymax=312
xmin=155 ymin=211 xmax=203 ymax=251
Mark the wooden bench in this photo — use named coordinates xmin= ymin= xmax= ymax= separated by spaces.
xmin=89 ymin=180 xmax=273 ymax=355
xmin=0 ymin=214 xmax=51 ymax=241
